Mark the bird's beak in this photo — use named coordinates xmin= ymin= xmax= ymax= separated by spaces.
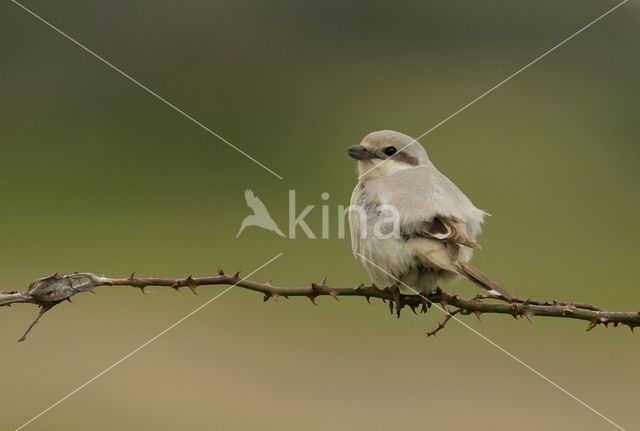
xmin=346 ymin=145 xmax=375 ymax=160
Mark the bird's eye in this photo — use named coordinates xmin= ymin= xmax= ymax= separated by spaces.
xmin=383 ymin=146 xmax=397 ymax=156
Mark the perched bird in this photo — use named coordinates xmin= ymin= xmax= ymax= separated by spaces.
xmin=347 ymin=130 xmax=514 ymax=301
xmin=236 ymin=190 xmax=285 ymax=238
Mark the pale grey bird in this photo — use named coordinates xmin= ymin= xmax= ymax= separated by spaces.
xmin=347 ymin=130 xmax=514 ymax=301
xmin=236 ymin=190 xmax=285 ymax=238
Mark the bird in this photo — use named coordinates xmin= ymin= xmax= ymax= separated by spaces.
xmin=236 ymin=190 xmax=285 ymax=238
xmin=347 ymin=130 xmax=514 ymax=301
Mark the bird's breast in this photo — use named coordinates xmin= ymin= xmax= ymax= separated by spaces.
xmin=349 ymin=186 xmax=416 ymax=284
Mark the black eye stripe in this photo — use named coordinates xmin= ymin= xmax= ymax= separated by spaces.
xmin=383 ymin=146 xmax=397 ymax=156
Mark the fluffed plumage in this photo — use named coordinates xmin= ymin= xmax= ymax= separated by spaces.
xmin=348 ymin=130 xmax=514 ymax=301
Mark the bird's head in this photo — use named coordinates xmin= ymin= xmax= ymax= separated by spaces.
xmin=346 ymin=130 xmax=429 ymax=180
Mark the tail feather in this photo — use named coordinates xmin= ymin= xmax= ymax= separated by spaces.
xmin=457 ymin=262 xmax=515 ymax=302
xmin=272 ymin=225 xmax=285 ymax=237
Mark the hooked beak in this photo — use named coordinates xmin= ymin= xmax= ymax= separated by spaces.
xmin=346 ymin=145 xmax=375 ymax=161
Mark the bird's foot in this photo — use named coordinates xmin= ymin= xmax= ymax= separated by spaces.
xmin=383 ymin=285 xmax=404 ymax=318
xmin=417 ymin=289 xmax=433 ymax=314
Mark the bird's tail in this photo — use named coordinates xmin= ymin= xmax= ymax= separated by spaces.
xmin=457 ymin=262 xmax=515 ymax=302
xmin=235 ymin=224 xmax=246 ymax=239
xmin=272 ymin=225 xmax=286 ymax=237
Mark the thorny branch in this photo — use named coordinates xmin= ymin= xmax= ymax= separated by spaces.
xmin=1 ymin=271 xmax=639 ymax=341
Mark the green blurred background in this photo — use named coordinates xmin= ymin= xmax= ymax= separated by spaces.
xmin=1 ymin=0 xmax=639 ymax=429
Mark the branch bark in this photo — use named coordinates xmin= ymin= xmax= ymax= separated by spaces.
xmin=2 ymin=271 xmax=639 ymax=341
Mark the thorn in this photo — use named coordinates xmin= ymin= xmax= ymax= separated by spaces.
xmin=426 ymin=321 xmax=444 ymax=337
xmin=322 ymin=277 xmax=327 ymax=286
xmin=218 ymin=269 xmax=225 ymax=276
xmin=263 ymin=293 xmax=271 ymax=302
xmin=307 ymin=295 xmax=318 ymax=306
xmin=365 ymin=295 xmax=371 ymax=305
xmin=311 ymin=282 xmax=321 ymax=292
xmin=183 ymin=275 xmax=198 ymax=295
xmin=329 ymin=291 xmax=340 ymax=301
xmin=128 ymin=272 xmax=136 ymax=282
xmin=233 ymin=271 xmax=241 ymax=279
xmin=66 ymin=298 xmax=73 ymax=303
xmin=264 ymin=280 xmax=273 ymax=287
xmin=473 ymin=311 xmax=482 ymax=321
xmin=137 ymin=286 xmax=147 ymax=294
xmin=408 ymin=303 xmax=417 ymax=314
xmin=388 ymin=298 xmax=394 ymax=315
xmin=355 ymin=284 xmax=365 ymax=292
xmin=586 ymin=321 xmax=597 ymax=332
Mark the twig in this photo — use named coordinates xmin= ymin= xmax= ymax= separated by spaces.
xmin=426 ymin=308 xmax=464 ymax=337
xmin=1 ymin=271 xmax=639 ymax=341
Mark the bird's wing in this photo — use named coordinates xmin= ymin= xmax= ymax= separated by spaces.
xmin=373 ymin=165 xmax=488 ymax=241
xmin=407 ymin=215 xmax=480 ymax=250
xmin=382 ymin=167 xmax=513 ymax=300
xmin=244 ymin=189 xmax=271 ymax=219
xmin=404 ymin=214 xmax=515 ymax=301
